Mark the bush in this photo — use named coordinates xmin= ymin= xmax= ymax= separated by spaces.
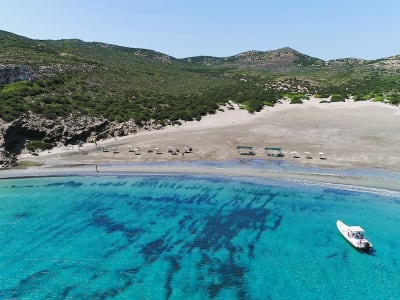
xmin=352 ymin=95 xmax=366 ymax=101
xmin=243 ymin=100 xmax=264 ymax=113
xmin=290 ymin=98 xmax=303 ymax=104
xmin=387 ymin=95 xmax=400 ymax=105
xmin=286 ymin=93 xmax=305 ymax=104
xmin=26 ymin=141 xmax=53 ymax=151
xmin=331 ymin=94 xmax=345 ymax=102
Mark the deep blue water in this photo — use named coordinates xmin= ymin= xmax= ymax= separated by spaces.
xmin=0 ymin=174 xmax=399 ymax=299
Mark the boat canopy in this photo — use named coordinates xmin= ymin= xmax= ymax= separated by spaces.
xmin=348 ymin=226 xmax=365 ymax=233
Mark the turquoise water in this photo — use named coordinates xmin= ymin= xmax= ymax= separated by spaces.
xmin=0 ymin=175 xmax=399 ymax=299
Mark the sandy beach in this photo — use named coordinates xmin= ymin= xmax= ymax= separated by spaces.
xmin=2 ymin=98 xmax=400 ymax=191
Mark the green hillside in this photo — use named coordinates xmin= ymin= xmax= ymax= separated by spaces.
xmin=1 ymin=29 xmax=400 ymax=126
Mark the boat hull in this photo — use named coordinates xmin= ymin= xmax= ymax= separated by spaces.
xmin=337 ymin=220 xmax=373 ymax=252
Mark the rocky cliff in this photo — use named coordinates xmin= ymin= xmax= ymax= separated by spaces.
xmin=0 ymin=113 xmax=162 ymax=168
xmin=0 ymin=118 xmax=15 ymax=167
xmin=0 ymin=150 xmax=16 ymax=168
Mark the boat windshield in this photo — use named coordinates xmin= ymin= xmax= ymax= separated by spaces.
xmin=353 ymin=232 xmax=364 ymax=239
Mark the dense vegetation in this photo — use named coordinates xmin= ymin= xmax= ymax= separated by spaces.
xmin=1 ymin=30 xmax=400 ymax=125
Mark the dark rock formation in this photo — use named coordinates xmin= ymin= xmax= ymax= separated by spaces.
xmin=0 ymin=65 xmax=33 ymax=84
xmin=0 ymin=112 xmax=163 ymax=168
xmin=0 ymin=119 xmax=16 ymax=168
xmin=2 ymin=114 xmax=110 ymax=154
xmin=0 ymin=149 xmax=16 ymax=168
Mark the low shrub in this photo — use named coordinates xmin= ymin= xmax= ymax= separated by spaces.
xmin=26 ymin=141 xmax=53 ymax=151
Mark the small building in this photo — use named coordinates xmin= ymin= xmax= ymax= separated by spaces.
xmin=265 ymin=147 xmax=284 ymax=157
xmin=237 ymin=146 xmax=255 ymax=155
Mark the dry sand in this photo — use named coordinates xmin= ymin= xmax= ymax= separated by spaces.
xmin=3 ymin=98 xmax=400 ymax=191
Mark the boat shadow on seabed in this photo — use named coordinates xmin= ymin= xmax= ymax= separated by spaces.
xmin=355 ymin=246 xmax=376 ymax=256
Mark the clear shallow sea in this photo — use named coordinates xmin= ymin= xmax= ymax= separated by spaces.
xmin=0 ymin=174 xmax=399 ymax=300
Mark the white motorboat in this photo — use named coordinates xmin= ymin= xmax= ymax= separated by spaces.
xmin=336 ymin=220 xmax=373 ymax=252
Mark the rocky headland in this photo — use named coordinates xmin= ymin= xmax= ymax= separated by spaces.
xmin=0 ymin=113 xmax=162 ymax=168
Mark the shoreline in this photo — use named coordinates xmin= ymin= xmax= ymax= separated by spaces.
xmin=1 ymin=159 xmax=400 ymax=195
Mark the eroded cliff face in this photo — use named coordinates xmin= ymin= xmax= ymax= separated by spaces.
xmin=0 ymin=114 xmax=109 ymax=168
xmin=0 ymin=119 xmax=16 ymax=168
xmin=0 ymin=150 xmax=16 ymax=168
xmin=0 ymin=113 xmax=162 ymax=168
xmin=3 ymin=114 xmax=108 ymax=149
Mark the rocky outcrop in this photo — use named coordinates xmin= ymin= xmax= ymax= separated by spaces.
xmin=105 ymin=120 xmax=163 ymax=138
xmin=0 ymin=119 xmax=16 ymax=168
xmin=2 ymin=114 xmax=110 ymax=154
xmin=0 ymin=149 xmax=16 ymax=168
xmin=0 ymin=113 xmax=163 ymax=168
xmin=0 ymin=65 xmax=32 ymax=84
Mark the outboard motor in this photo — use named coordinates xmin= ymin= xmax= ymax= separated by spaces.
xmin=364 ymin=241 xmax=372 ymax=252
